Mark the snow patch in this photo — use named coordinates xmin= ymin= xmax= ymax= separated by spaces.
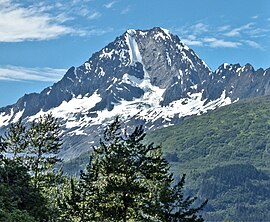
xmin=85 ymin=62 xmax=91 ymax=70
xmin=99 ymin=67 xmax=105 ymax=77
xmin=100 ymin=49 xmax=114 ymax=59
xmin=12 ymin=109 xmax=24 ymax=123
xmin=223 ymin=63 xmax=229 ymax=69
xmin=166 ymin=52 xmax=172 ymax=66
xmin=125 ymin=31 xmax=142 ymax=65
xmin=0 ymin=108 xmax=24 ymax=127
xmin=28 ymin=92 xmax=102 ymax=133
xmin=154 ymin=28 xmax=172 ymax=41
xmin=0 ymin=109 xmax=14 ymax=126
xmin=160 ymin=28 xmax=171 ymax=39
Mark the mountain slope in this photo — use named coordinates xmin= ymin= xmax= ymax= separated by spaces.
xmin=146 ymin=95 xmax=270 ymax=221
xmin=0 ymin=27 xmax=270 ymax=160
xmin=63 ymin=95 xmax=270 ymax=220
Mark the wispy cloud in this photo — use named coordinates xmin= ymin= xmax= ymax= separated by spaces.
xmin=175 ymin=21 xmax=268 ymax=50
xmin=203 ymin=38 xmax=242 ymax=48
xmin=191 ymin=23 xmax=208 ymax=34
xmin=217 ymin=25 xmax=231 ymax=32
xmin=243 ymin=40 xmax=263 ymax=50
xmin=121 ymin=5 xmax=131 ymax=15
xmin=104 ymin=1 xmax=117 ymax=9
xmin=224 ymin=23 xmax=254 ymax=37
xmin=0 ymin=65 xmax=66 ymax=82
xmin=251 ymin=15 xmax=259 ymax=19
xmin=0 ymin=0 xmax=87 ymax=42
xmin=87 ymin=11 xmax=101 ymax=20
xmin=87 ymin=27 xmax=114 ymax=36
xmin=181 ymin=39 xmax=203 ymax=46
xmin=181 ymin=35 xmax=203 ymax=46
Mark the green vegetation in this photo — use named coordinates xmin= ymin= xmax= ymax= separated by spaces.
xmin=146 ymin=96 xmax=270 ymax=221
xmin=3 ymin=95 xmax=270 ymax=221
xmin=58 ymin=118 xmax=207 ymax=221
xmin=0 ymin=114 xmax=64 ymax=221
xmin=62 ymin=96 xmax=270 ymax=221
xmin=0 ymin=115 xmax=206 ymax=221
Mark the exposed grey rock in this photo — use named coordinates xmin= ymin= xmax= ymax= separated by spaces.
xmin=0 ymin=27 xmax=269 ymax=160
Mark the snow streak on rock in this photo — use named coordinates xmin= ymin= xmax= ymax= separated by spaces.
xmin=1 ymin=27 xmax=269 ymax=160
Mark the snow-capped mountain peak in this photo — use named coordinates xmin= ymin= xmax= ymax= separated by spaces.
xmin=1 ymin=27 xmax=269 ymax=160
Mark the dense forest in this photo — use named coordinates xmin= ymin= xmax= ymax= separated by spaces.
xmin=146 ymin=96 xmax=270 ymax=221
xmin=0 ymin=115 xmax=206 ymax=221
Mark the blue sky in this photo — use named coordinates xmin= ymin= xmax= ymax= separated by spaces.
xmin=0 ymin=0 xmax=269 ymax=107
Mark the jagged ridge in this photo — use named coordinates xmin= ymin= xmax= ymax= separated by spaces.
xmin=0 ymin=27 xmax=269 ymax=160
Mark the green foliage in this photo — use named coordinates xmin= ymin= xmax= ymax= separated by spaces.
xmin=0 ymin=159 xmax=49 ymax=221
xmin=57 ymin=177 xmax=84 ymax=222
xmin=0 ymin=208 xmax=36 ymax=222
xmin=59 ymin=118 xmax=206 ymax=221
xmin=0 ymin=119 xmax=27 ymax=163
xmin=0 ymin=113 xmax=64 ymax=222
xmin=146 ymin=96 xmax=270 ymax=221
xmin=201 ymin=164 xmax=270 ymax=221
xmin=146 ymin=97 xmax=270 ymax=170
xmin=61 ymin=96 xmax=270 ymax=221
xmin=26 ymin=113 xmax=62 ymax=189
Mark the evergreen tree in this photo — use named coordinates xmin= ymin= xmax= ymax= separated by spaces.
xmin=57 ymin=177 xmax=84 ymax=222
xmin=26 ymin=113 xmax=62 ymax=189
xmin=0 ymin=119 xmax=27 ymax=164
xmin=0 ymin=157 xmax=48 ymax=221
xmin=0 ymin=114 xmax=64 ymax=222
xmin=66 ymin=118 xmax=207 ymax=221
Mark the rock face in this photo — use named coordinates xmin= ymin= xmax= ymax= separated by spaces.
xmin=0 ymin=27 xmax=269 ymax=160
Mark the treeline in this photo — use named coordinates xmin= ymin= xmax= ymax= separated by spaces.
xmin=0 ymin=115 xmax=206 ymax=222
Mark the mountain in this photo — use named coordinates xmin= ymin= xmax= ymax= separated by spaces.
xmin=0 ymin=27 xmax=270 ymax=160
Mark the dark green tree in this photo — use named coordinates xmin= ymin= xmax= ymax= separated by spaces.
xmin=0 ymin=157 xmax=48 ymax=221
xmin=26 ymin=113 xmax=62 ymax=189
xmin=0 ymin=119 xmax=27 ymax=164
xmin=57 ymin=177 xmax=85 ymax=222
xmin=65 ymin=118 xmax=207 ymax=221
xmin=0 ymin=113 xmax=64 ymax=222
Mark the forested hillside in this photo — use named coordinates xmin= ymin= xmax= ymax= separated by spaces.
xmin=146 ymin=96 xmax=270 ymax=221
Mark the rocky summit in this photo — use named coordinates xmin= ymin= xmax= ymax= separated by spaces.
xmin=0 ymin=27 xmax=269 ymax=160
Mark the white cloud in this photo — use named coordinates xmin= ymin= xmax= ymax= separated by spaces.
xmin=104 ymin=1 xmax=117 ymax=9
xmin=247 ymin=27 xmax=269 ymax=38
xmin=181 ymin=35 xmax=203 ymax=46
xmin=224 ymin=29 xmax=240 ymax=37
xmin=191 ymin=22 xmax=208 ymax=34
xmin=251 ymin=15 xmax=259 ymax=19
xmin=217 ymin=25 xmax=231 ymax=32
xmin=176 ymin=20 xmax=268 ymax=51
xmin=0 ymin=65 xmax=66 ymax=81
xmin=0 ymin=0 xmax=86 ymax=42
xmin=181 ymin=39 xmax=203 ymax=46
xmin=87 ymin=11 xmax=101 ymax=20
xmin=203 ymin=38 xmax=242 ymax=48
xmin=121 ymin=6 xmax=131 ymax=14
xmin=243 ymin=40 xmax=263 ymax=50
xmin=224 ymin=23 xmax=254 ymax=37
